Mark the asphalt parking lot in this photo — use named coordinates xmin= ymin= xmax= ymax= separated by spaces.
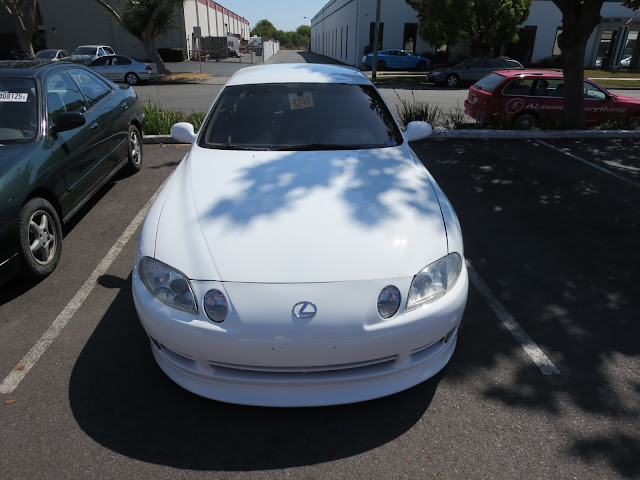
xmin=1 ymin=136 xmax=638 ymax=479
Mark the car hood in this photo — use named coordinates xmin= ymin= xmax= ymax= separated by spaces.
xmin=153 ymin=145 xmax=448 ymax=283
xmin=0 ymin=143 xmax=32 ymax=174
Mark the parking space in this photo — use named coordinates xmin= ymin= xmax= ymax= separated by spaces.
xmin=1 ymin=140 xmax=639 ymax=479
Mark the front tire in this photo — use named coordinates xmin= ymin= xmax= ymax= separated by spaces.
xmin=125 ymin=125 xmax=143 ymax=174
xmin=445 ymin=74 xmax=459 ymax=88
xmin=125 ymin=72 xmax=140 ymax=85
xmin=17 ymin=198 xmax=63 ymax=280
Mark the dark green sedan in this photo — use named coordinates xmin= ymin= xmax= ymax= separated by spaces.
xmin=0 ymin=61 xmax=144 ymax=283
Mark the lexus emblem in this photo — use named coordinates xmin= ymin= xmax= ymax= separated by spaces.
xmin=292 ymin=301 xmax=317 ymax=319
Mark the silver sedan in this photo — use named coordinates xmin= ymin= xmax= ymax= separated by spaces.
xmin=89 ymin=55 xmax=158 ymax=85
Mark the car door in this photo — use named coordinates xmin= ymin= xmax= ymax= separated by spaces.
xmin=89 ymin=56 xmax=114 ymax=80
xmin=460 ymin=59 xmax=485 ymax=81
xmin=44 ymin=69 xmax=109 ymax=217
xmin=396 ymin=51 xmax=411 ymax=69
xmin=112 ymin=56 xmax=133 ymax=82
xmin=70 ymin=67 xmax=132 ymax=168
xmin=583 ymin=81 xmax=623 ymax=127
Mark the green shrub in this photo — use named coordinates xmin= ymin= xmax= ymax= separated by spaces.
xmin=142 ymin=103 xmax=206 ymax=135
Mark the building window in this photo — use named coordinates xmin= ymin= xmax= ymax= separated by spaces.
xmin=369 ymin=22 xmax=384 ymax=51
xmin=403 ymin=23 xmax=418 ymax=54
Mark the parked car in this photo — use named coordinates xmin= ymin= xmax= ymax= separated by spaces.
xmin=464 ymin=70 xmax=640 ymax=129
xmin=132 ymin=63 xmax=468 ymax=407
xmin=428 ymin=57 xmax=524 ymax=87
xmin=0 ymin=61 xmax=144 ymax=283
xmin=35 ymin=49 xmax=71 ymax=61
xmin=68 ymin=45 xmax=115 ymax=65
xmin=89 ymin=55 xmax=158 ymax=85
xmin=0 ymin=48 xmax=33 ymax=60
xmin=362 ymin=49 xmax=431 ymax=71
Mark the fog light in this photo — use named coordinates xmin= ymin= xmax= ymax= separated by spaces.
xmin=204 ymin=289 xmax=228 ymax=323
xmin=377 ymin=285 xmax=401 ymax=319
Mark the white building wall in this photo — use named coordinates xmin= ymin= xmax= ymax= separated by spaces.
xmin=311 ymin=0 xmax=637 ymax=68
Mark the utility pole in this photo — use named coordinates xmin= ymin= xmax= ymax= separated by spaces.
xmin=371 ymin=0 xmax=381 ymax=80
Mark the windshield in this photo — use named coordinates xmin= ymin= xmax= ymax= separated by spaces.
xmin=473 ymin=73 xmax=507 ymax=93
xmin=0 ymin=78 xmax=38 ymax=143
xmin=36 ymin=50 xmax=56 ymax=59
xmin=73 ymin=47 xmax=95 ymax=55
xmin=199 ymin=83 xmax=403 ymax=151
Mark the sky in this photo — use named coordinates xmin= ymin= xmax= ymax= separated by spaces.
xmin=224 ymin=0 xmax=329 ymax=33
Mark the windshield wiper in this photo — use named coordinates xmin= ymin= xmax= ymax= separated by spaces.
xmin=209 ymin=144 xmax=270 ymax=151
xmin=276 ymin=144 xmax=369 ymax=151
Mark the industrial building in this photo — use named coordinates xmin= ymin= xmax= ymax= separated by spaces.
xmin=310 ymin=0 xmax=638 ymax=69
xmin=0 ymin=0 xmax=249 ymax=60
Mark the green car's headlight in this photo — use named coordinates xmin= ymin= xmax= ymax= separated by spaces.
xmin=139 ymin=256 xmax=197 ymax=313
xmin=406 ymin=253 xmax=463 ymax=312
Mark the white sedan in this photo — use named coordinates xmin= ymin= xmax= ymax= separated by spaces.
xmin=132 ymin=63 xmax=468 ymax=407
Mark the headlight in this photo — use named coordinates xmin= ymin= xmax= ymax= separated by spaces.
xmin=406 ymin=253 xmax=462 ymax=311
xmin=377 ymin=285 xmax=401 ymax=319
xmin=138 ymin=256 xmax=197 ymax=313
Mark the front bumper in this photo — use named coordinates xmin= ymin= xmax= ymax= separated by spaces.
xmin=132 ymin=264 xmax=468 ymax=407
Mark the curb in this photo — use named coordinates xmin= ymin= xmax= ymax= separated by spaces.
xmin=142 ymin=129 xmax=640 ymax=144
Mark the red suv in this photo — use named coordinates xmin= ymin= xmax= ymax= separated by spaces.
xmin=464 ymin=70 xmax=640 ymax=129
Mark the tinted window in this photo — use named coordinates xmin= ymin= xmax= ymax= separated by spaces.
xmin=467 ymin=59 xmax=484 ymax=68
xmin=104 ymin=47 xmax=115 ymax=55
xmin=200 ymin=83 xmax=403 ymax=151
xmin=502 ymin=78 xmax=535 ymax=96
xmin=90 ymin=57 xmax=109 ymax=66
xmin=114 ymin=56 xmax=132 ymax=66
xmin=0 ymin=78 xmax=38 ymax=143
xmin=473 ymin=73 xmax=507 ymax=93
xmin=485 ymin=59 xmax=503 ymax=68
xmin=67 ymin=69 xmax=112 ymax=107
xmin=36 ymin=50 xmax=56 ymax=59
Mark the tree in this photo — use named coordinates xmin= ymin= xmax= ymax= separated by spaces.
xmin=0 ymin=0 xmax=38 ymax=57
xmin=93 ymin=0 xmax=184 ymax=74
xmin=251 ymin=19 xmax=277 ymax=39
xmin=551 ymin=1 xmax=605 ymax=129
xmin=405 ymin=0 xmax=532 ymax=56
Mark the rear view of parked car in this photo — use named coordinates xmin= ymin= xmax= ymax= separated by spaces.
xmin=0 ymin=61 xmax=144 ymax=284
xmin=428 ymin=57 xmax=524 ymax=87
xmin=35 ymin=49 xmax=71 ymax=61
xmin=68 ymin=45 xmax=115 ymax=65
xmin=89 ymin=55 xmax=158 ymax=85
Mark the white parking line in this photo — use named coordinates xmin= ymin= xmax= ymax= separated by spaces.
xmin=466 ymin=262 xmax=561 ymax=376
xmin=0 ymin=182 xmax=164 ymax=395
xmin=536 ymin=140 xmax=640 ymax=190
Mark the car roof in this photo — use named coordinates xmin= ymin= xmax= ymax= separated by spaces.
xmin=0 ymin=60 xmax=86 ymax=79
xmin=227 ymin=63 xmax=369 ymax=86
xmin=496 ymin=69 xmax=564 ymax=79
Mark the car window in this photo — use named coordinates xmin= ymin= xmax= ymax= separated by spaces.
xmin=584 ymin=81 xmax=607 ymax=100
xmin=67 ymin=68 xmax=112 ymax=107
xmin=399 ymin=51 xmax=408 ymax=56
xmin=104 ymin=47 xmax=115 ymax=55
xmin=472 ymin=73 xmax=507 ymax=93
xmin=98 ymin=48 xmax=106 ymax=56
xmin=46 ymin=71 xmax=88 ymax=118
xmin=502 ymin=77 xmax=535 ymax=95
xmin=486 ymin=59 xmax=503 ymax=68
xmin=73 ymin=47 xmax=95 ymax=55
xmin=544 ymin=79 xmax=565 ymax=97
xmin=0 ymin=78 xmax=38 ymax=143
xmin=114 ymin=56 xmax=132 ymax=66
xmin=467 ymin=59 xmax=484 ymax=68
xmin=200 ymin=83 xmax=403 ymax=151
xmin=36 ymin=50 xmax=56 ymax=59
xmin=91 ymin=57 xmax=109 ymax=66
xmin=61 ymin=51 xmax=70 ymax=58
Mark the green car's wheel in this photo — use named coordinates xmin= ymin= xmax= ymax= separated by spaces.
xmin=17 ymin=198 xmax=63 ymax=279
xmin=125 ymin=124 xmax=143 ymax=174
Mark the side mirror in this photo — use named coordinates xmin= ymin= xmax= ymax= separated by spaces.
xmin=171 ymin=122 xmax=197 ymax=144
xmin=51 ymin=111 xmax=86 ymax=136
xmin=404 ymin=121 xmax=433 ymax=142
